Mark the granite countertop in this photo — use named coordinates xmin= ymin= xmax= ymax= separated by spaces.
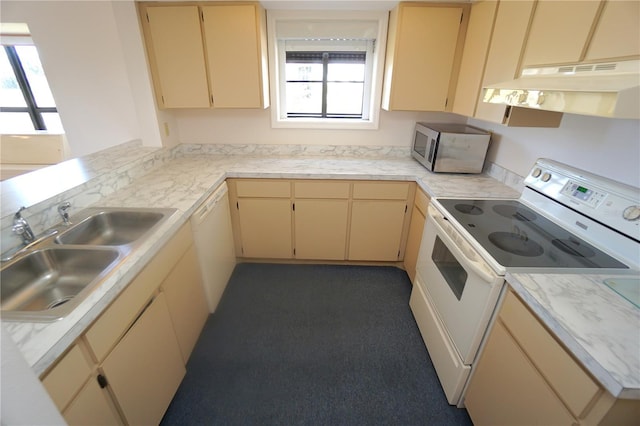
xmin=507 ymin=272 xmax=640 ymax=399
xmin=5 ymin=147 xmax=639 ymax=402
xmin=4 ymin=152 xmax=519 ymax=377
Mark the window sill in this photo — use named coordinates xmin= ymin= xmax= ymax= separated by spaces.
xmin=271 ymin=117 xmax=379 ymax=130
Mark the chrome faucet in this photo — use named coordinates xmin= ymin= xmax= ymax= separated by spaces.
xmin=58 ymin=202 xmax=72 ymax=225
xmin=12 ymin=207 xmax=35 ymax=245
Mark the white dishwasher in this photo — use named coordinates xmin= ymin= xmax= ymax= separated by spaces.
xmin=191 ymin=181 xmax=236 ymax=313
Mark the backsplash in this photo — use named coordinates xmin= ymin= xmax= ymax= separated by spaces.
xmin=177 ymin=143 xmax=412 ymax=158
xmin=483 ymin=161 xmax=525 ymax=193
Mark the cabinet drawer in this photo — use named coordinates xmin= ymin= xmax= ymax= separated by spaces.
xmin=85 ymin=223 xmax=193 ymax=362
xmin=42 ymin=344 xmax=93 ymax=411
xmin=500 ymin=290 xmax=599 ymax=416
xmin=414 ymin=187 xmax=430 ymax=215
xmin=352 ymin=181 xmax=411 ymax=200
xmin=235 ymin=179 xmax=291 ymax=198
xmin=294 ymin=181 xmax=350 ymax=199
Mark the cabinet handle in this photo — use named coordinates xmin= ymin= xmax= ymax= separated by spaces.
xmin=97 ymin=374 xmax=108 ymax=389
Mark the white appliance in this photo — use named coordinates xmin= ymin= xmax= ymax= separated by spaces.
xmin=191 ymin=182 xmax=236 ymax=313
xmin=410 ymin=158 xmax=640 ymax=406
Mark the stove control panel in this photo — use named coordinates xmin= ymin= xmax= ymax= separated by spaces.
xmin=560 ymin=180 xmax=607 ymax=208
xmin=524 ymin=159 xmax=640 ymax=242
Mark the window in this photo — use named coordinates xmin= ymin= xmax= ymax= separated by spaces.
xmin=267 ymin=10 xmax=388 ymax=129
xmin=0 ymin=38 xmax=63 ymax=133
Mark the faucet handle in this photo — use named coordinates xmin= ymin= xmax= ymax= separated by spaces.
xmin=58 ymin=202 xmax=72 ymax=225
xmin=14 ymin=206 xmax=27 ymax=220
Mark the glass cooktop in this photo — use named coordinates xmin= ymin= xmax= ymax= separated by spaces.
xmin=437 ymin=199 xmax=629 ymax=269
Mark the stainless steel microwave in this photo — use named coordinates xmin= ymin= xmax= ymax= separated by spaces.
xmin=411 ymin=122 xmax=491 ymax=173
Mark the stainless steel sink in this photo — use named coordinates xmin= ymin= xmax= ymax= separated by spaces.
xmin=1 ymin=247 xmax=121 ymax=321
xmin=1 ymin=206 xmax=177 ymax=321
xmin=55 ymin=208 xmax=174 ymax=247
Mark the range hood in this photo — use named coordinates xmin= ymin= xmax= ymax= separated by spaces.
xmin=482 ymin=60 xmax=640 ymax=119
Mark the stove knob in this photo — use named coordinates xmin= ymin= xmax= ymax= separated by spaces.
xmin=531 ymin=168 xmax=542 ymax=178
xmin=623 ymin=205 xmax=640 ymax=221
xmin=541 ymin=172 xmax=552 ymax=182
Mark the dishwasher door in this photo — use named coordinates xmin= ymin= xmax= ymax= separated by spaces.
xmin=191 ymin=182 xmax=236 ymax=313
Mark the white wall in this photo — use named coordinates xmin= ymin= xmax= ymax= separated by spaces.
xmin=470 ymin=114 xmax=640 ymax=188
xmin=1 ymin=0 xmax=166 ymax=157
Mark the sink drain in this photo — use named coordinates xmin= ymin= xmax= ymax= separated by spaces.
xmin=47 ymin=297 xmax=73 ymax=310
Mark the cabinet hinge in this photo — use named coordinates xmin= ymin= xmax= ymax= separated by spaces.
xmin=97 ymin=374 xmax=108 ymax=389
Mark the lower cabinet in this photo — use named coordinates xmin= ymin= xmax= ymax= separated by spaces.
xmin=101 ymin=292 xmax=185 ymax=426
xmin=465 ymin=289 xmax=640 ymax=426
xmin=41 ymin=222 xmax=207 ymax=425
xmin=228 ymin=179 xmax=415 ymax=262
xmin=402 ymin=187 xmax=430 ymax=283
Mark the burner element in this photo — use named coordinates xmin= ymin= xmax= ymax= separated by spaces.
xmin=492 ymin=204 xmax=538 ymax=221
xmin=455 ymin=204 xmax=483 ymax=215
xmin=488 ymin=232 xmax=544 ymax=257
xmin=552 ymin=238 xmax=596 ymax=258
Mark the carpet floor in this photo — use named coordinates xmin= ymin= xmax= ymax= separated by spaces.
xmin=161 ymin=263 xmax=473 ymax=425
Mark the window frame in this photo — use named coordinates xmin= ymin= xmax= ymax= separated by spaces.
xmin=1 ymin=42 xmax=58 ymax=132
xmin=267 ymin=10 xmax=388 ymax=130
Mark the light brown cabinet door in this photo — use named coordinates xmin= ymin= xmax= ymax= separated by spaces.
xmin=452 ymin=0 xmax=498 ymax=117
xmin=465 ymin=320 xmax=576 ymax=426
xmin=102 ymin=293 xmax=186 ymax=426
xmin=143 ymin=6 xmax=210 ymax=108
xmin=63 ymin=379 xmax=122 ymax=426
xmin=349 ymin=200 xmax=407 ymax=261
xmin=382 ymin=4 xmax=464 ymax=111
xmin=403 ymin=205 xmax=426 ymax=283
xmin=237 ymin=199 xmax=292 ymax=258
xmin=161 ymin=245 xmax=209 ymax=363
xmin=202 ymin=4 xmax=268 ymax=108
xmin=522 ymin=0 xmax=602 ymax=67
xmin=585 ymin=0 xmax=640 ymax=61
xmin=294 ymin=199 xmax=349 ymax=260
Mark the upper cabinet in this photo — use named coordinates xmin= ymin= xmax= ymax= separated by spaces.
xmin=454 ymin=0 xmax=563 ymax=127
xmin=585 ymin=0 xmax=640 ymax=62
xmin=382 ymin=2 xmax=469 ymax=112
xmin=522 ymin=0 xmax=603 ymax=67
xmin=139 ymin=2 xmax=269 ymax=109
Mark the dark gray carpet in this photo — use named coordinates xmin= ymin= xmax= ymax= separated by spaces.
xmin=161 ymin=263 xmax=473 ymax=425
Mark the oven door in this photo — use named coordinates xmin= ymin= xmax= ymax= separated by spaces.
xmin=416 ymin=205 xmax=504 ymax=364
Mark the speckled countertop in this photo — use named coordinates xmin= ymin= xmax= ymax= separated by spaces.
xmin=507 ymin=272 xmax=640 ymax=399
xmin=3 ymin=143 xmax=638 ymax=402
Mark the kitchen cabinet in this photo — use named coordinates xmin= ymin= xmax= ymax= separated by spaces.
xmin=473 ymin=0 xmax=563 ymax=127
xmin=161 ymin=245 xmax=209 ymax=362
xmin=403 ymin=187 xmax=429 ymax=283
xmin=201 ymin=4 xmax=269 ymax=108
xmin=228 ymin=179 xmax=414 ymax=262
xmin=521 ymin=0 xmax=602 ymax=67
xmin=232 ymin=179 xmax=293 ymax=259
xmin=465 ymin=289 xmax=640 ymax=425
xmin=585 ymin=0 xmax=640 ymax=62
xmin=452 ymin=0 xmax=498 ymax=118
xmin=101 ymin=292 xmax=185 ymax=426
xmin=293 ymin=181 xmax=350 ymax=260
xmin=41 ymin=223 xmax=204 ymax=425
xmin=348 ymin=182 xmax=413 ymax=261
xmin=382 ymin=2 xmax=469 ymax=111
xmin=140 ymin=5 xmax=210 ymax=108
xmin=41 ymin=343 xmax=120 ymax=425
xmin=139 ymin=2 xmax=269 ymax=109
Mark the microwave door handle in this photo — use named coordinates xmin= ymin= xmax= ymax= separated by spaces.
xmin=427 ymin=138 xmax=437 ymax=163
xmin=428 ymin=211 xmax=496 ymax=283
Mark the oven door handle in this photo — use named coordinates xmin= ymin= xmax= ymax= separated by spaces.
xmin=428 ymin=211 xmax=497 ymax=284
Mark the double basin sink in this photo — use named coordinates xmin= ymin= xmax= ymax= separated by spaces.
xmin=1 ymin=207 xmax=176 ymax=322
